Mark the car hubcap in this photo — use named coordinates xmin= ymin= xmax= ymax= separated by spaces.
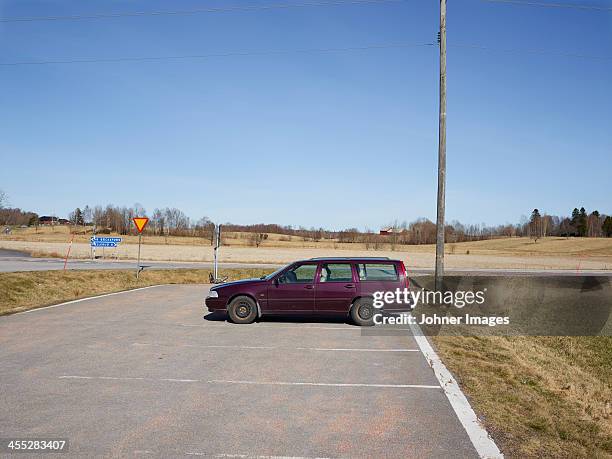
xmin=236 ymin=303 xmax=250 ymax=318
xmin=359 ymin=305 xmax=373 ymax=320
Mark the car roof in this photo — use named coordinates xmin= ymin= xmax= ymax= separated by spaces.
xmin=296 ymin=257 xmax=402 ymax=263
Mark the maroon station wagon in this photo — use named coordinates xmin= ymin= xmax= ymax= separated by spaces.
xmin=205 ymin=257 xmax=409 ymax=326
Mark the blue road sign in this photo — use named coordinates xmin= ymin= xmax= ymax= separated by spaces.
xmin=90 ymin=237 xmax=122 ymax=248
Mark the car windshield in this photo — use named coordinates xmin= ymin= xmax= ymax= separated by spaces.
xmin=261 ymin=264 xmax=292 ymax=280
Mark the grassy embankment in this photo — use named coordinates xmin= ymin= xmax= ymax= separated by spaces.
xmin=0 ymin=268 xmax=273 ymax=315
xmin=433 ymin=336 xmax=611 ymax=458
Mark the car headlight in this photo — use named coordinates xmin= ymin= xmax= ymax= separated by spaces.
xmin=207 ymin=290 xmax=219 ymax=299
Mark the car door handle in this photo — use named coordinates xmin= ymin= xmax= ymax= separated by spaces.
xmin=344 ymin=284 xmax=355 ymax=289
xmin=305 ymin=285 xmax=314 ymax=289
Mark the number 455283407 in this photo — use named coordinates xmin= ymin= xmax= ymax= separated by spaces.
xmin=2 ymin=439 xmax=68 ymax=452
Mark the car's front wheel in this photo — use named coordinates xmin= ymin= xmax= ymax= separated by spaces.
xmin=227 ymin=296 xmax=258 ymax=324
xmin=350 ymin=298 xmax=376 ymax=326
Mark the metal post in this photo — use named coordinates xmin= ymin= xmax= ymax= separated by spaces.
xmin=435 ymin=0 xmax=447 ymax=291
xmin=91 ymin=226 xmax=95 ymax=260
xmin=136 ymin=232 xmax=142 ymax=279
xmin=213 ymin=224 xmax=221 ymax=281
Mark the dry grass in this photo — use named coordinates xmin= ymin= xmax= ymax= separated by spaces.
xmin=432 ymin=336 xmax=612 ymax=458
xmin=0 ymin=268 xmax=273 ymax=315
xmin=445 ymin=237 xmax=612 ymax=258
xmin=5 ymin=226 xmax=612 ymax=257
xmin=2 ymin=228 xmax=612 ymax=271
xmin=1 ymin=239 xmax=610 ymax=270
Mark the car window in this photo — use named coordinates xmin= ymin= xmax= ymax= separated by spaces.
xmin=279 ymin=264 xmax=317 ymax=284
xmin=262 ymin=263 xmax=290 ymax=280
xmin=319 ymin=263 xmax=353 ymax=283
xmin=357 ymin=263 xmax=399 ymax=281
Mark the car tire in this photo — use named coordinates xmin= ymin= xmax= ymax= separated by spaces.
xmin=350 ymin=298 xmax=376 ymax=326
xmin=227 ymin=296 xmax=258 ymax=324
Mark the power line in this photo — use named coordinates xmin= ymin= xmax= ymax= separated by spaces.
xmin=452 ymin=42 xmax=612 ymax=61
xmin=1 ymin=0 xmax=608 ymax=24
xmin=479 ymin=0 xmax=612 ymax=11
xmin=0 ymin=0 xmax=405 ymax=23
xmin=0 ymin=42 xmax=436 ymax=66
xmin=1 ymin=41 xmax=609 ymax=67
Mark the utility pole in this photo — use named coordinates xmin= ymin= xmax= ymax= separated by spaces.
xmin=435 ymin=0 xmax=447 ymax=291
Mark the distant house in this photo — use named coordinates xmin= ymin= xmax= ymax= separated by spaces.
xmin=39 ymin=216 xmax=58 ymax=225
xmin=58 ymin=218 xmax=70 ymax=225
xmin=379 ymin=227 xmax=394 ymax=236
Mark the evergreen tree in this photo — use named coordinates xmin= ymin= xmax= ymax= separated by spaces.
xmin=529 ymin=209 xmax=542 ymax=241
xmin=571 ymin=208 xmax=580 ymax=225
xmin=603 ymin=216 xmax=612 ymax=237
xmin=577 ymin=207 xmax=588 ymax=237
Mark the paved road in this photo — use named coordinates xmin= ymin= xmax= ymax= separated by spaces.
xmin=1 ymin=249 xmax=610 ymax=276
xmin=0 ymin=285 xmax=481 ymax=458
xmin=0 ymin=249 xmax=280 ymax=272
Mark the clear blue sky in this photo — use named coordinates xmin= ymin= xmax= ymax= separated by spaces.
xmin=1 ymin=0 xmax=610 ymax=230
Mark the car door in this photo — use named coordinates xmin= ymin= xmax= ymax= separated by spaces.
xmin=267 ymin=263 xmax=317 ymax=312
xmin=314 ymin=262 xmax=357 ymax=313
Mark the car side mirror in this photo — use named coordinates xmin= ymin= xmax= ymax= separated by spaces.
xmin=274 ymin=277 xmax=280 ymax=286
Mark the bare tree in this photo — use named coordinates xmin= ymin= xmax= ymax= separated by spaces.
xmin=82 ymin=205 xmax=92 ymax=226
xmin=248 ymin=232 xmax=268 ymax=247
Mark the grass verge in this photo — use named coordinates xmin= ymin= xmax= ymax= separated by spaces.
xmin=432 ymin=336 xmax=611 ymax=458
xmin=0 ymin=268 xmax=273 ymax=315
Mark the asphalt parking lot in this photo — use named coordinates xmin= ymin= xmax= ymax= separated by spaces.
xmin=0 ymin=285 xmax=483 ymax=458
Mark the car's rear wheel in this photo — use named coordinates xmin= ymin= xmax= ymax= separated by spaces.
xmin=227 ymin=296 xmax=258 ymax=324
xmin=350 ymin=298 xmax=376 ymax=326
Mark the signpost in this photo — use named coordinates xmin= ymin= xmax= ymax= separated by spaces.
xmin=133 ymin=217 xmax=149 ymax=279
xmin=90 ymin=237 xmax=122 ymax=248
xmin=90 ymin=236 xmax=122 ymax=260
xmin=213 ymin=224 xmax=221 ymax=282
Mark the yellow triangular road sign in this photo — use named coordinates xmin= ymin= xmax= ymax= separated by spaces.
xmin=133 ymin=217 xmax=149 ymax=233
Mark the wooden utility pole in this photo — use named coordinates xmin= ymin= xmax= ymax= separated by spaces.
xmin=435 ymin=0 xmax=447 ymax=291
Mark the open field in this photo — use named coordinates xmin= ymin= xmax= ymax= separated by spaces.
xmin=4 ymin=225 xmax=612 ymax=255
xmin=433 ymin=336 xmax=612 ymax=458
xmin=1 ymin=240 xmax=609 ymax=272
xmin=2 ymin=226 xmax=612 ymax=270
xmin=0 ymin=268 xmax=272 ymax=315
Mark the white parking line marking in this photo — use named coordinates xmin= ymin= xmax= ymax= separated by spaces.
xmin=294 ymin=347 xmax=419 ymax=352
xmin=133 ymin=343 xmax=276 ymax=349
xmin=408 ymin=317 xmax=503 ymax=458
xmin=177 ymin=323 xmax=356 ymax=330
xmin=177 ymin=323 xmax=411 ymax=331
xmin=59 ymin=375 xmax=439 ymax=389
xmin=131 ymin=342 xmax=419 ymax=352
xmin=60 ymin=375 xmax=146 ymax=381
xmin=14 ymin=285 xmax=165 ymax=315
xmin=208 ymin=380 xmax=440 ymax=389
xmin=188 ymin=454 xmax=330 ymax=459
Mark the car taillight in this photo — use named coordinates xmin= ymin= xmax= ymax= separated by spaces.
xmin=400 ymin=262 xmax=409 ymax=288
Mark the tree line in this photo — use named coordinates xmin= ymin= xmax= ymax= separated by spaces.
xmin=65 ymin=204 xmax=216 ymax=240
xmin=527 ymin=207 xmax=611 ymax=240
xmin=1 ymin=190 xmax=610 ymax=244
